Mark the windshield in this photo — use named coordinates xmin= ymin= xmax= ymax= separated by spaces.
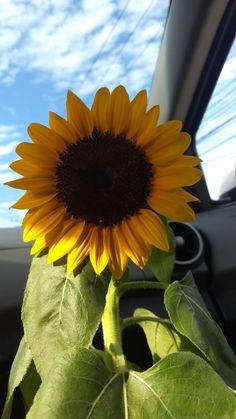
xmin=195 ymin=36 xmax=236 ymax=200
xmin=0 ymin=0 xmax=169 ymax=227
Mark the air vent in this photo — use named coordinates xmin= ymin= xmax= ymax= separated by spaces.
xmin=168 ymin=221 xmax=204 ymax=267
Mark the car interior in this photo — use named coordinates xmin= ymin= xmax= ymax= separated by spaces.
xmin=0 ymin=0 xmax=236 ymax=416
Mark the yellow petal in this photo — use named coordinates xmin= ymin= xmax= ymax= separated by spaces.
xmin=117 ymin=219 xmax=150 ymax=268
xmin=67 ymin=227 xmax=91 ymax=272
xmin=137 ymin=120 xmax=182 ymax=151
xmin=125 ymin=90 xmax=147 ymax=139
xmin=5 ymin=177 xmax=55 ymax=192
xmin=91 ymin=87 xmax=110 ymax=132
xmin=11 ymin=191 xmax=55 ymax=209
xmin=104 ymin=227 xmax=128 ymax=279
xmin=155 ymin=120 xmax=183 ymax=139
xmin=28 ymin=123 xmax=66 ymax=153
xmin=23 ymin=203 xmax=66 ymax=242
xmin=148 ymin=189 xmax=196 ymax=221
xmin=89 ymin=227 xmax=109 ymax=275
xmin=156 ymin=167 xmax=202 ymax=189
xmin=66 ymin=90 xmax=93 ymax=138
xmin=163 ymin=155 xmax=202 ymax=168
xmin=16 ymin=142 xmax=57 ymax=168
xmin=48 ymin=219 xmax=85 ymax=263
xmin=30 ymin=225 xmax=60 ymax=255
xmin=10 ymin=160 xmax=53 ymax=177
xmin=176 ymin=188 xmax=200 ymax=202
xmin=146 ymin=132 xmax=191 ymax=167
xmin=49 ymin=112 xmax=78 ymax=144
xmin=30 ymin=236 xmax=47 ymax=255
xmin=107 ymin=85 xmax=130 ymax=134
xmin=131 ymin=209 xmax=169 ymax=251
xmin=136 ymin=105 xmax=160 ymax=146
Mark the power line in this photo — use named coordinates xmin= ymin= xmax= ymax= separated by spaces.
xmin=197 ymin=114 xmax=236 ymax=144
xmin=208 ymin=76 xmax=236 ymax=104
xmin=198 ymin=132 xmax=236 ymax=155
xmin=119 ymin=25 xmax=164 ymax=85
xmin=93 ymin=0 xmax=156 ymax=93
xmin=78 ymin=0 xmax=132 ymax=90
xmin=202 ymin=152 xmax=236 ymax=165
xmin=205 ymin=91 xmax=236 ymax=120
xmin=203 ymin=101 xmax=236 ymax=123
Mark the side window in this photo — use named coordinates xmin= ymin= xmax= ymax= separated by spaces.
xmin=195 ymin=38 xmax=236 ymax=200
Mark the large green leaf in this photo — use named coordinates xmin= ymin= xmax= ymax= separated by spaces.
xmin=1 ymin=338 xmax=33 ymax=419
xmin=26 ymin=348 xmax=235 ymax=419
xmin=147 ymin=221 xmax=175 ymax=283
xmin=164 ymin=271 xmax=236 ymax=389
xmin=20 ymin=360 xmax=41 ymax=414
xmin=22 ymin=255 xmax=109 ymax=377
xmin=134 ymin=308 xmax=202 ymax=363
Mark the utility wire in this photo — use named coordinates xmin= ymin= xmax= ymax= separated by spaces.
xmin=202 ymin=103 xmax=235 ymax=127
xmin=119 ymin=25 xmax=163 ymax=85
xmin=202 ymin=152 xmax=236 ymax=164
xmin=209 ymin=76 xmax=236 ymax=104
xmin=78 ymin=0 xmax=132 ymax=91
xmin=200 ymin=133 xmax=236 ymax=155
xmin=205 ymin=90 xmax=236 ymax=119
xmin=93 ymin=0 xmax=156 ymax=93
xmin=197 ymin=114 xmax=236 ymax=144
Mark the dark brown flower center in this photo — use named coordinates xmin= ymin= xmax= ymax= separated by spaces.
xmin=55 ymin=128 xmax=153 ymax=226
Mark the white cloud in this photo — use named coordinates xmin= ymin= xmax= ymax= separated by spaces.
xmin=0 ymin=124 xmax=21 ymax=142
xmin=0 ymin=0 xmax=168 ymax=97
xmin=0 ymin=170 xmax=18 ymax=183
xmin=0 ymin=142 xmax=18 ymax=157
xmin=0 ymin=204 xmax=26 ymax=227
xmin=0 ymin=209 xmax=24 ymax=227
xmin=0 ymin=201 xmax=14 ymax=208
xmin=0 ymin=163 xmax=10 ymax=171
xmin=0 ymin=217 xmax=21 ymax=228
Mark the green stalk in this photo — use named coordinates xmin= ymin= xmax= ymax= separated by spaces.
xmin=121 ymin=315 xmax=171 ymax=330
xmin=101 ymin=279 xmax=126 ymax=371
xmin=101 ymin=278 xmax=168 ymax=371
xmin=118 ymin=280 xmax=168 ymax=296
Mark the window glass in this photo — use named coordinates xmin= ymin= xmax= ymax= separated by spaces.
xmin=0 ymin=0 xmax=169 ymax=227
xmin=196 ymin=37 xmax=236 ymax=200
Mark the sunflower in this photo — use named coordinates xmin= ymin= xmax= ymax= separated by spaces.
xmin=6 ymin=86 xmax=202 ymax=279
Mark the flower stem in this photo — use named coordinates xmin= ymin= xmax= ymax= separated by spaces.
xmin=101 ymin=279 xmax=126 ymax=371
xmin=121 ymin=315 xmax=171 ymax=330
xmin=101 ymin=279 xmax=168 ymax=371
xmin=118 ymin=280 xmax=168 ymax=297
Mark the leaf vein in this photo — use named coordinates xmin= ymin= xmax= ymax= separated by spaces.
xmin=130 ymin=371 xmax=176 ymax=419
xmin=86 ymin=372 xmax=120 ymax=418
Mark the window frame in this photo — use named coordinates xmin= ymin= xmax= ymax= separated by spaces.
xmin=148 ymin=0 xmax=236 ymax=210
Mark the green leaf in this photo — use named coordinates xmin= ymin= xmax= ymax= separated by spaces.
xmin=164 ymin=271 xmax=236 ymax=389
xmin=1 ymin=338 xmax=32 ymax=419
xmin=26 ymin=348 xmax=235 ymax=419
xmin=20 ymin=361 xmax=41 ymax=414
xmin=147 ymin=220 xmax=175 ymax=283
xmin=134 ymin=308 xmax=202 ymax=363
xmin=22 ymin=255 xmax=109 ymax=377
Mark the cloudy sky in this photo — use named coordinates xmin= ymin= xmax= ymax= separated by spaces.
xmin=0 ymin=0 xmax=235 ymax=227
xmin=0 ymin=0 xmax=168 ymax=227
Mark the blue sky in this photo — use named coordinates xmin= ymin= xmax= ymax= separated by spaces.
xmin=0 ymin=0 xmax=235 ymax=227
xmin=0 ymin=0 xmax=168 ymax=227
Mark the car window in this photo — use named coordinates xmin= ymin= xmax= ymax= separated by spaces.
xmin=195 ymin=36 xmax=236 ymax=200
xmin=0 ymin=0 xmax=169 ymax=228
